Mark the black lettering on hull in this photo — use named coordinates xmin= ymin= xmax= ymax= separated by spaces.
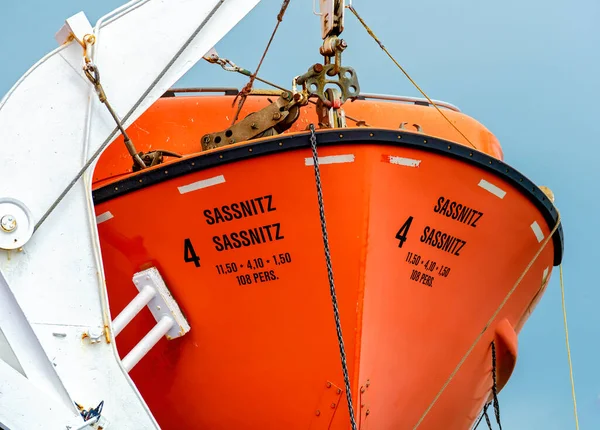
xmin=204 ymin=195 xmax=277 ymax=225
xmin=419 ymin=226 xmax=467 ymax=256
xmin=213 ymin=223 xmax=285 ymax=251
xmin=433 ymin=196 xmax=484 ymax=228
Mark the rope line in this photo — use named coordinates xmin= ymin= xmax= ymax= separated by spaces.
xmin=347 ymin=5 xmax=477 ymax=149
xmin=413 ymin=210 xmax=562 ymax=429
xmin=560 ymin=264 xmax=580 ymax=430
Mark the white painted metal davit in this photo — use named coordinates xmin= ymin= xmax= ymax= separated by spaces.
xmin=0 ymin=0 xmax=261 ymax=428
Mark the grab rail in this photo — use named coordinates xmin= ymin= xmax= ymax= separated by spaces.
xmin=356 ymin=93 xmax=461 ymax=112
xmin=161 ymin=87 xmax=461 ymax=112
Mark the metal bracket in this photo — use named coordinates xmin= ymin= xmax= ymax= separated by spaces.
xmin=201 ymin=92 xmax=299 ymax=150
xmin=310 ymin=380 xmax=343 ymax=429
xmin=316 ymin=88 xmax=347 ymax=128
xmin=112 ymin=267 xmax=190 ymax=372
xmin=132 ymin=149 xmax=182 ymax=172
xmin=297 ymin=63 xmax=360 ymax=107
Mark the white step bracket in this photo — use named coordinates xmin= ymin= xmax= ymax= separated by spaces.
xmin=54 ymin=11 xmax=93 ymax=47
xmin=112 ymin=267 xmax=190 ymax=372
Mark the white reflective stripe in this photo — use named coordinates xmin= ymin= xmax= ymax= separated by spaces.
xmin=542 ymin=267 xmax=550 ymax=284
xmin=530 ymin=221 xmax=544 ymax=243
xmin=96 ymin=211 xmax=114 ymax=224
xmin=478 ymin=179 xmax=506 ymax=199
xmin=387 ymin=156 xmax=421 ymax=167
xmin=305 ymin=154 xmax=355 ymax=166
xmin=178 ymin=175 xmax=226 ymax=194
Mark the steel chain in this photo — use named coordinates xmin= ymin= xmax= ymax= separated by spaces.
xmin=491 ymin=342 xmax=503 ymax=429
xmin=484 ymin=406 xmax=493 ymax=429
xmin=309 ymin=124 xmax=357 ymax=430
xmin=473 ymin=342 xmax=503 ymax=430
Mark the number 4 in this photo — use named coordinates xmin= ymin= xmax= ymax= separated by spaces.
xmin=184 ymin=238 xmax=200 ymax=268
xmin=395 ymin=216 xmax=414 ymax=248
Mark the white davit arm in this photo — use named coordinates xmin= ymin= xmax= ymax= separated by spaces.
xmin=0 ymin=0 xmax=260 ymax=428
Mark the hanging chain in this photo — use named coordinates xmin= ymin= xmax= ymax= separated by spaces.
xmin=309 ymin=124 xmax=357 ymax=430
xmin=484 ymin=406 xmax=493 ymax=429
xmin=472 ymin=342 xmax=502 ymax=430
xmin=473 ymin=403 xmax=491 ymax=430
xmin=490 ymin=342 xmax=503 ymax=429
xmin=413 ymin=210 xmax=561 ymax=429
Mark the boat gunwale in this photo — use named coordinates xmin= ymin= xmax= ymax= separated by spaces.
xmin=92 ymin=128 xmax=564 ymax=265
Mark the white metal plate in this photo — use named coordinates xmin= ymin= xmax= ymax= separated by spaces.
xmin=133 ymin=267 xmax=190 ymax=340
xmin=0 ymin=198 xmax=34 ymax=250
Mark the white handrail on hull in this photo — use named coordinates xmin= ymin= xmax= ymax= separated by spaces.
xmin=0 ymin=0 xmax=261 ymax=428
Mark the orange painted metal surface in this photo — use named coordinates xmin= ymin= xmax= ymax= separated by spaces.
xmin=91 ymin=95 xmax=560 ymax=429
xmin=93 ymin=94 xmax=503 ymax=186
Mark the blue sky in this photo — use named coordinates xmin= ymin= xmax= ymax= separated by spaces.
xmin=1 ymin=0 xmax=598 ymax=428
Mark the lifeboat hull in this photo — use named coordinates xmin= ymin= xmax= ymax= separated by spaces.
xmin=93 ymin=128 xmax=562 ymax=429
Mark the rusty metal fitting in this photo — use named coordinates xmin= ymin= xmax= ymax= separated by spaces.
xmin=320 ymin=36 xmax=339 ymax=57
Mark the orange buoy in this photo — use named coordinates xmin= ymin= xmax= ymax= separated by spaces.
xmin=92 ymin=93 xmax=562 ymax=429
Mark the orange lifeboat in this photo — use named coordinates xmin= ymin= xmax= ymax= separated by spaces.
xmin=91 ymin=90 xmax=563 ymax=429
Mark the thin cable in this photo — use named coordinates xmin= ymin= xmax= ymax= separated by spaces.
xmin=231 ymin=0 xmax=290 ymax=124
xmin=560 ymin=264 xmax=580 ymax=430
xmin=413 ymin=210 xmax=562 ymax=429
xmin=33 ymin=0 xmax=226 ymax=233
xmin=347 ymin=5 xmax=477 ymax=149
